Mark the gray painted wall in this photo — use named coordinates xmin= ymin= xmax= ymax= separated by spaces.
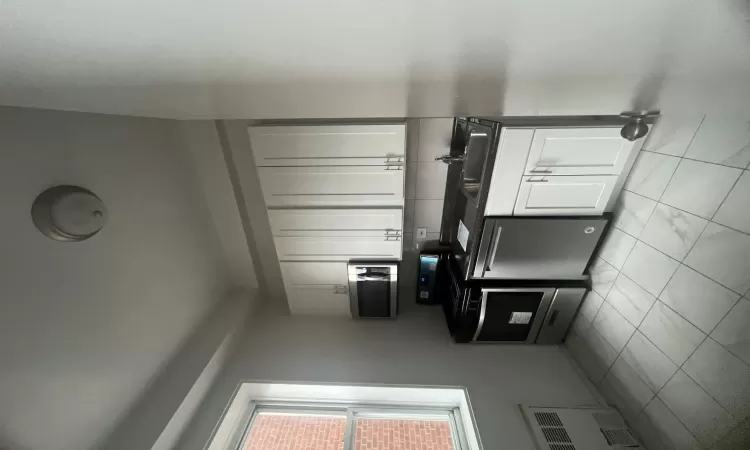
xmin=0 ymin=106 xmax=231 ymax=450
xmin=177 ymin=298 xmax=602 ymax=450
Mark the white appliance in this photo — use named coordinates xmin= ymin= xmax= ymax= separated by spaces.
xmin=519 ymin=405 xmax=641 ymax=450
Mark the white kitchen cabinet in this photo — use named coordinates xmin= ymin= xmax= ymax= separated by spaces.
xmin=269 ymin=208 xmax=402 ymax=237
xmin=280 ymin=262 xmax=351 ymax=316
xmin=258 ymin=166 xmax=404 ymax=207
xmin=525 ymin=127 xmax=640 ymax=176
xmin=514 ymin=175 xmax=618 ymax=215
xmin=280 ymin=261 xmax=349 ymax=285
xmin=486 ymin=126 xmax=641 ymax=216
xmin=249 ymin=124 xmax=406 ymax=166
xmin=285 ymin=285 xmax=351 ymax=315
xmin=274 ymin=236 xmax=402 ymax=261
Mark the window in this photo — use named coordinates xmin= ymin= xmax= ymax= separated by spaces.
xmin=206 ymin=383 xmax=481 ymax=450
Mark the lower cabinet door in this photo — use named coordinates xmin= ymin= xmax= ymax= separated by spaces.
xmin=513 ymin=175 xmax=617 ymax=215
xmin=280 ymin=262 xmax=351 ymax=316
xmin=274 ymin=236 xmax=402 ymax=261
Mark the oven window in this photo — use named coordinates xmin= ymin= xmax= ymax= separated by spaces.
xmin=477 ymin=291 xmax=544 ymax=341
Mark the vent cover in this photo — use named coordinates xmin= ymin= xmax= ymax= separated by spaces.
xmin=522 ymin=406 xmax=640 ymax=450
xmin=542 ymin=427 xmax=572 ymax=443
xmin=600 ymin=428 xmax=639 ymax=447
xmin=536 ymin=411 xmax=576 ymax=450
xmin=592 ymin=412 xmax=625 ymax=429
xmin=535 ymin=412 xmax=564 ymax=427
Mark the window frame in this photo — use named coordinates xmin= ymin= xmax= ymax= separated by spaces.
xmin=205 ymin=382 xmax=482 ymax=450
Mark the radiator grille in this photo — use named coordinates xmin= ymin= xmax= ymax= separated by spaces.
xmin=542 ymin=427 xmax=572 ymax=443
xmin=535 ymin=412 xmax=563 ymax=427
xmin=600 ymin=428 xmax=639 ymax=447
xmin=548 ymin=445 xmax=576 ymax=450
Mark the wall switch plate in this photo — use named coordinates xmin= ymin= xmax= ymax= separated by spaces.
xmin=416 ymin=227 xmax=428 ymax=240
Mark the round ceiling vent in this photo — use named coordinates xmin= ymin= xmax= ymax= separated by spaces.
xmin=31 ymin=185 xmax=107 ymax=242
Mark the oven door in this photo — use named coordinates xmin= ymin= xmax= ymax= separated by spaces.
xmin=472 ymin=288 xmax=556 ymax=343
xmin=348 ymin=263 xmax=398 ymax=318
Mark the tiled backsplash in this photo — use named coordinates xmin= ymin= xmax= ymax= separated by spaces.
xmin=403 ymin=118 xmax=452 ymax=253
xmin=567 ymin=114 xmax=750 ymax=449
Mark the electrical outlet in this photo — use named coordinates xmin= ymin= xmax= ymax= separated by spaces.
xmin=416 ymin=227 xmax=428 ymax=240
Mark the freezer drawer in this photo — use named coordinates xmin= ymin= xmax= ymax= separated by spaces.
xmin=535 ymin=288 xmax=587 ymax=344
xmin=473 ymin=216 xmax=608 ymax=279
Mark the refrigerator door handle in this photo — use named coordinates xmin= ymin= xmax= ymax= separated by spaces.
xmin=485 ymin=226 xmax=502 ymax=273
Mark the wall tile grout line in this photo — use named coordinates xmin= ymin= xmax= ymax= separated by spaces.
xmin=596 ymin=270 xmax=749 ymax=438
xmin=671 ymin=336 xmax=740 ymax=446
xmin=613 ymin=214 xmax=747 ymax=296
xmin=621 ymin=186 xmax=750 ymax=239
xmin=576 ymin=118 xmax=750 ymax=448
xmin=641 ymin=138 xmax=750 ymax=172
xmin=709 ymin=169 xmax=743 ymax=222
xmin=602 ymin=253 xmax=744 ymax=445
xmin=655 ymin=155 xmax=684 ymax=204
xmin=649 ymin=368 xmax=705 ymax=445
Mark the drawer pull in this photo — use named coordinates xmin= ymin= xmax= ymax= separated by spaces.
xmin=526 ymin=177 xmax=549 ymax=183
xmin=530 ymin=168 xmax=552 ymax=173
xmin=384 ymin=236 xmax=402 ymax=241
xmin=333 ymin=285 xmax=348 ymax=294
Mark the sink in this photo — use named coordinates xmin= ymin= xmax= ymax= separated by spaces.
xmin=460 ymin=131 xmax=490 ymax=201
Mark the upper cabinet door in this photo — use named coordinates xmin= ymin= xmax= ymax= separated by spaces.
xmin=524 ymin=127 xmax=640 ymax=176
xmin=274 ymin=236 xmax=402 ymax=261
xmin=269 ymin=209 xmax=403 ymax=237
xmin=249 ymin=124 xmax=406 ymax=166
xmin=258 ymin=166 xmax=404 ymax=207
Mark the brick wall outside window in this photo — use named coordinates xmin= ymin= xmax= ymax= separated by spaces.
xmin=354 ymin=418 xmax=455 ymax=450
xmin=244 ymin=414 xmax=346 ymax=450
xmin=243 ymin=413 xmax=455 ymax=450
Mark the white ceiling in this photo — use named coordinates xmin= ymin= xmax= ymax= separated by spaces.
xmin=1 ymin=0 xmax=749 ymax=119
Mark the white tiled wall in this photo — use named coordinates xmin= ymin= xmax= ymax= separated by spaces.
xmin=402 ymin=118 xmax=452 ymax=252
xmin=566 ymin=114 xmax=750 ymax=449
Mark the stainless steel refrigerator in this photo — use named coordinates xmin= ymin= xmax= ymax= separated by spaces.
xmin=438 ymin=118 xmax=610 ymax=281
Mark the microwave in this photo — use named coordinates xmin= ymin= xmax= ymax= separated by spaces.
xmin=441 ymin=255 xmax=588 ymax=344
xmin=347 ymin=261 xmax=398 ymax=319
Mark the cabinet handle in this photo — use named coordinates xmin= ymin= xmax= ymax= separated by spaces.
xmin=384 ymin=165 xmax=403 ymax=171
xmin=333 ymin=285 xmax=348 ymax=294
xmin=530 ymin=168 xmax=552 ymax=173
xmin=384 ymin=229 xmax=401 ymax=236
xmin=384 ymin=236 xmax=401 ymax=241
xmin=526 ymin=177 xmax=549 ymax=183
xmin=435 ymin=155 xmax=464 ymax=164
